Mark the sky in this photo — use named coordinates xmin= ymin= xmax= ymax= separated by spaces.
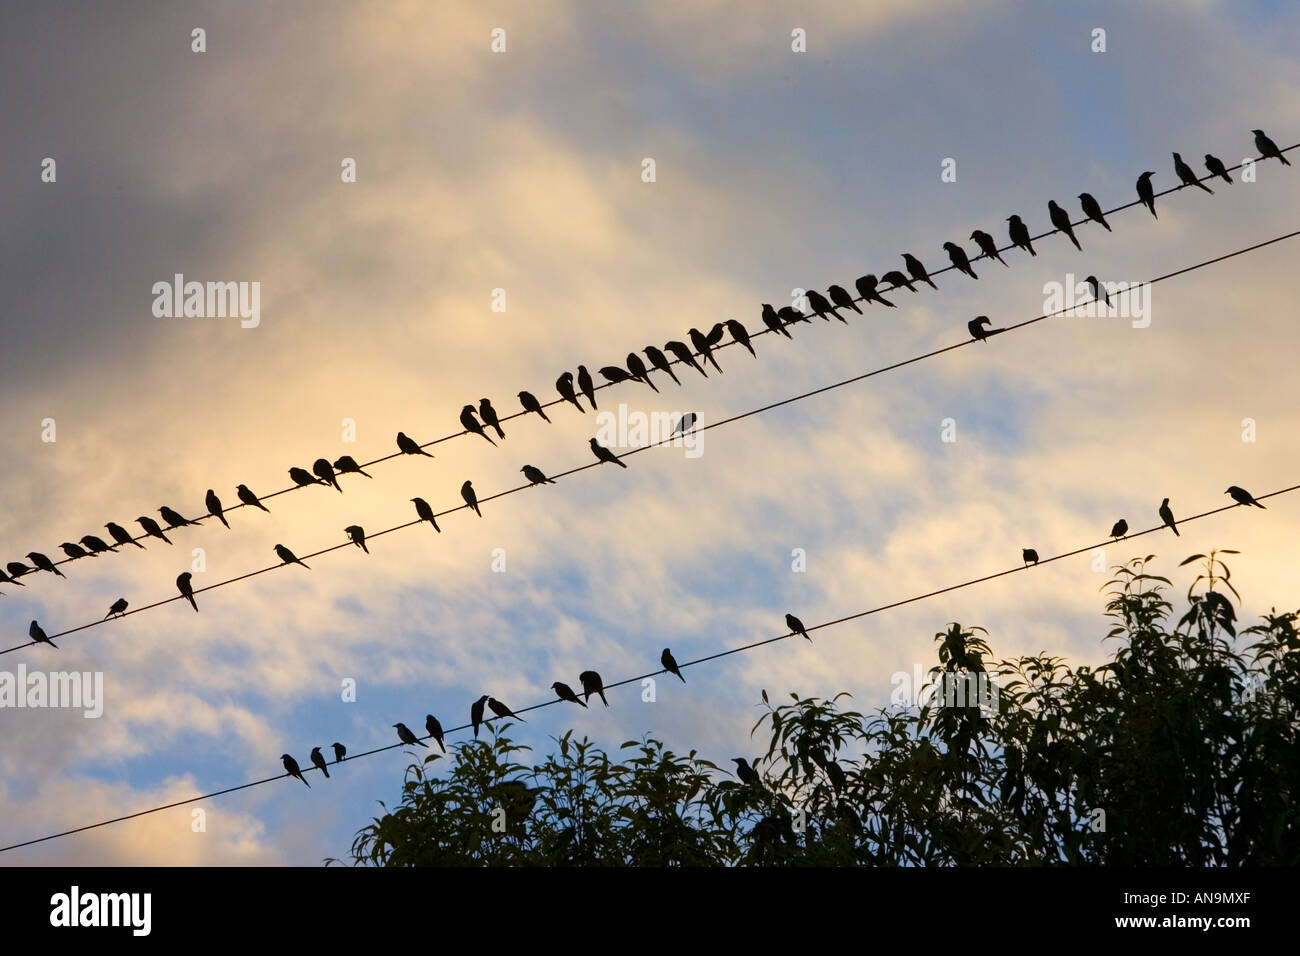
xmin=0 ymin=0 xmax=1298 ymax=865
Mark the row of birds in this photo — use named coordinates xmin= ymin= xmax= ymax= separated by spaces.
xmin=8 ymin=130 xmax=1290 ymax=589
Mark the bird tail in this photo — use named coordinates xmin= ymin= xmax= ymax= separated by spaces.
xmin=676 ymin=672 xmax=686 ymax=683
xmin=322 ymin=766 xmax=330 ymax=778
xmin=55 ymin=568 xmax=67 ymax=577
xmin=219 ymin=516 xmax=231 ymax=529
xmin=600 ymin=692 xmax=609 ymax=707
xmin=539 ymin=409 xmax=552 ymax=422
xmin=188 ymin=596 xmax=198 ymax=612
xmin=301 ymin=777 xmax=311 ymax=788
xmin=1281 ymin=155 xmax=1293 ymax=166
xmin=361 ymin=543 xmax=370 ymax=553
xmin=615 ymin=458 xmax=629 ymax=469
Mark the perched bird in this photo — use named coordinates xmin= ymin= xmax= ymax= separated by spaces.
xmin=1110 ymin=519 xmax=1128 ymax=540
xmin=1136 ymin=172 xmax=1158 ymax=219
xmin=334 ymin=455 xmax=373 ymax=478
xmin=30 ymin=620 xmax=57 ymax=649
xmin=902 ymin=253 xmax=938 ymax=290
xmin=1085 ymin=275 xmax=1110 ymax=307
xmin=725 ymin=319 xmax=756 ymax=357
xmin=785 ymin=613 xmax=811 ymax=642
xmin=393 ymin=722 xmax=427 ymax=748
xmin=411 ymin=497 xmax=440 ymax=533
xmin=761 ymin=304 xmax=792 ymax=339
xmin=59 ymin=541 xmax=91 ymax=561
xmin=1159 ymin=498 xmax=1179 ymax=536
xmin=471 ymin=694 xmax=489 ymax=737
xmin=461 ymin=480 xmax=482 ymax=517
xmin=968 ymin=316 xmax=1003 ymax=342
xmin=671 ymin=412 xmax=697 ymax=436
xmin=0 ymin=567 xmax=17 ymax=587
xmin=310 ymin=746 xmax=330 ymax=779
xmin=274 ymin=543 xmax=310 ymax=570
xmin=27 ymin=552 xmax=65 ymax=578
xmin=552 ymin=681 xmax=588 ymax=708
xmin=880 ymin=270 xmax=915 ymax=293
xmin=205 ymin=489 xmax=230 ymax=528
xmin=599 ymin=365 xmax=633 ymax=384
xmin=289 ymin=467 xmax=322 ymax=489
xmin=1048 ymin=200 xmax=1082 ymax=251
xmin=521 ymin=465 xmax=555 ymax=486
xmin=177 ymin=571 xmax=198 ymax=611
xmin=236 ymin=484 xmax=271 ymax=513
xmin=689 ymin=327 xmax=723 ymax=372
xmin=645 ymin=345 xmax=685 ymax=382
xmin=776 ymin=307 xmax=810 ymax=327
xmin=332 ymin=742 xmax=346 ymax=763
xmin=487 ymin=696 xmax=525 ymax=722
xmin=1173 ymin=152 xmax=1213 ymax=194
xmin=579 ymin=670 xmax=608 ymax=707
xmin=854 ymin=274 xmax=895 ymax=308
xmin=312 ymin=457 xmax=343 ymax=492
xmin=1007 ymin=215 xmax=1036 ymax=256
xmin=1022 ymin=548 xmax=1039 ymax=566
xmin=460 ymin=406 xmax=496 ymax=446
xmin=577 ymin=365 xmax=597 ymax=410
xmin=626 ymin=354 xmax=659 ymax=391
xmin=589 ymin=438 xmax=627 ymax=468
xmin=425 ymin=715 xmax=446 ymax=753
xmin=80 ymin=535 xmax=116 ymax=554
xmin=970 ymin=229 xmax=1006 ymax=266
xmin=556 ymin=372 xmax=585 ymax=413
xmin=1204 ymin=154 xmax=1233 ymax=185
xmin=281 ymin=754 xmax=310 ymax=788
xmin=106 ymin=522 xmax=146 ymax=549
xmin=479 ymin=399 xmax=506 ymax=439
xmin=706 ymin=322 xmax=726 ymax=347
xmin=664 ymin=340 xmax=707 ymax=378
xmin=732 ymin=758 xmax=760 ymax=786
xmin=1226 ymin=485 xmax=1266 ymax=509
xmin=104 ymin=597 xmax=128 ymax=619
xmin=1078 ymin=192 xmax=1111 ymax=231
xmin=1252 ymin=129 xmax=1290 ymax=166
xmin=828 ymin=284 xmax=862 ymax=315
xmin=661 ymin=648 xmax=686 ymax=682
xmin=942 ymin=241 xmax=978 ymax=279
xmin=344 ymin=525 xmax=369 ymax=553
xmin=518 ymin=390 xmax=552 ymax=422
xmin=806 ymin=289 xmax=844 ymax=323
xmin=396 ymin=431 xmax=433 ymax=457
xmin=159 ymin=505 xmax=200 ymax=528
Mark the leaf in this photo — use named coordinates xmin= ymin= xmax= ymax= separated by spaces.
xmin=1179 ymin=554 xmax=1206 ymax=566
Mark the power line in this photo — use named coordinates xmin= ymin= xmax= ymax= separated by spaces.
xmin=2 ymin=481 xmax=1292 ymax=855
xmin=13 ymin=141 xmax=1295 ymax=578
xmin=5 ymin=227 xmax=1298 ymax=655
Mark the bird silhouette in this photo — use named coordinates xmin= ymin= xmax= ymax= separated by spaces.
xmin=828 ymin=285 xmax=862 ymax=315
xmin=460 ymin=406 xmax=496 ymax=446
xmin=732 ymin=758 xmax=760 ymax=786
xmin=776 ymin=307 xmax=810 ymax=327
xmin=1226 ymin=486 xmax=1266 ymax=509
xmin=334 ymin=455 xmax=373 ymax=478
xmin=1022 ymin=548 xmax=1039 ymax=566
xmin=671 ymin=412 xmax=697 ymax=436
xmin=107 ymin=522 xmax=146 ymax=549
xmin=160 ymin=505 xmax=200 ymax=528
xmin=425 ymin=715 xmax=446 ymax=752
xmin=970 ymin=229 xmax=1006 ymax=266
xmin=344 ymin=525 xmax=369 ymax=553
xmin=1078 ymin=193 xmax=1111 ymax=231
xmin=411 ymin=497 xmax=441 ymax=533
xmin=479 ymin=399 xmax=507 ymax=439
xmin=556 ymin=373 xmax=585 ymax=413
xmin=1048 ymin=200 xmax=1082 ymax=251
xmin=1204 ymin=154 xmax=1233 ymax=185
xmin=902 ymin=253 xmax=938 ymax=290
xmin=6 ymin=562 xmax=31 ymax=584
xmin=854 ymin=274 xmax=895 ymax=308
xmin=0 ymin=568 xmax=19 ymax=588
xmin=706 ymin=323 xmax=726 ymax=347
xmin=288 ymin=467 xmax=320 ymax=489
xmin=689 ymin=328 xmax=724 ymax=372
xmin=942 ymin=241 xmax=978 ymax=279
xmin=590 ymin=438 xmax=627 ymax=468
xmin=518 ymin=390 xmax=552 ymax=422
xmin=274 ymin=543 xmax=310 ymax=570
xmin=1137 ymin=172 xmax=1158 ymax=219
xmin=1252 ymin=129 xmax=1290 ymax=166
xmin=310 ymin=746 xmax=330 ymax=779
xmin=1173 ymin=152 xmax=1213 ymax=194
xmin=104 ymin=597 xmax=128 ymax=619
xmin=626 ymin=354 xmax=659 ymax=391
xmin=332 ymin=742 xmax=346 ymax=763
xmin=665 ymin=340 xmax=707 ymax=377
xmin=599 ymin=365 xmax=633 ymax=384
xmin=393 ymin=722 xmax=427 ymax=748
xmin=204 ymin=489 xmax=231 ymax=528
xmin=59 ymin=541 xmax=90 ymax=561
xmin=580 ymin=670 xmax=608 ymax=707
xmin=725 ymin=319 xmax=756 ymax=357
xmin=577 ymin=365 xmax=597 ymax=410
xmin=471 ymin=695 xmax=489 ymax=737
xmin=488 ymin=697 xmax=524 ymax=722
xmin=552 ymin=681 xmax=588 ymax=707
xmin=521 ymin=465 xmax=555 ymax=486
xmin=1110 ymin=519 xmax=1128 ymax=540
xmin=1007 ymin=215 xmax=1036 ymax=256
xmin=785 ymin=613 xmax=811 ymax=642
xmin=177 ymin=571 xmax=198 ymax=611
xmin=397 ymin=431 xmax=434 ymax=457
xmin=30 ymin=620 xmax=57 ymax=648
xmin=661 ymin=648 xmax=686 ymax=682
xmin=282 ymin=754 xmax=310 ymax=788
xmin=461 ymin=480 xmax=482 ymax=516
xmin=968 ymin=316 xmax=1003 ymax=342
xmin=236 ymin=484 xmax=271 ymax=512
xmin=311 ymin=458 xmax=342 ymax=493
xmin=27 ymin=552 xmax=65 ymax=578
xmin=880 ymin=270 xmax=915 ymax=293
xmin=806 ymin=289 xmax=844 ymax=323
xmin=1159 ymin=498 xmax=1179 ymax=536
xmin=645 ymin=345 xmax=685 ymax=382
xmin=80 ymin=535 xmax=116 ymax=555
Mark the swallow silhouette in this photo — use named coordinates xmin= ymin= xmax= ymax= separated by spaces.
xmin=397 ymin=431 xmax=434 ymax=457
xmin=725 ymin=319 xmax=756 ymax=357
xmin=854 ymin=274 xmax=895 ymax=308
xmin=706 ymin=323 xmax=725 ymax=347
xmin=1022 ymin=548 xmax=1039 ymax=566
xmin=552 ymin=681 xmax=588 ymax=707
xmin=334 ymin=455 xmax=373 ymax=478
xmin=777 ymin=306 xmax=810 ymax=326
xmin=460 ymin=406 xmax=497 ymax=446
xmin=577 ymin=365 xmax=597 ymax=410
xmin=689 ymin=327 xmax=724 ymax=371
xmin=137 ymin=516 xmax=172 ymax=545
xmin=590 ymin=438 xmax=627 ymax=468
xmin=274 ymin=543 xmax=310 ymax=569
xmin=332 ymin=742 xmax=346 ymax=763
xmin=289 ymin=467 xmax=322 ymax=489
xmin=59 ymin=542 xmax=90 ymax=561
xmin=661 ymin=648 xmax=686 ymax=682
xmin=312 ymin=458 xmax=343 ymax=492
xmin=1084 ymin=275 xmax=1110 ymax=307
xmin=942 ymin=241 xmax=978 ymax=279
xmin=411 ymin=497 xmax=440 ymax=532
xmin=599 ymin=365 xmax=633 ymax=384
xmin=665 ymin=340 xmax=708 ymax=377
xmin=394 ymin=722 xmax=427 ymax=748
xmin=5 ymin=563 xmax=32 ymax=586
xmin=1159 ymin=498 xmax=1179 ymax=536
xmin=828 ymin=285 xmax=862 ymax=315
xmin=177 ymin=571 xmax=198 ymax=611
xmin=880 ymin=270 xmax=915 ymax=293
xmin=105 ymin=597 xmax=128 ymax=619
xmin=80 ymin=535 xmax=116 ymax=554
xmin=1226 ymin=485 xmax=1266 ymax=509
xmin=236 ymin=484 xmax=271 ymax=512
xmin=785 ymin=613 xmax=811 ymax=642
xmin=760 ymin=304 xmax=792 ymax=339
xmin=425 ymin=715 xmax=446 ymax=752
xmin=626 ymin=354 xmax=659 ymax=391
xmin=970 ymin=229 xmax=1006 ymax=266
xmin=344 ymin=525 xmax=369 ymax=553
xmin=310 ymin=747 xmax=330 ymax=779
xmin=30 ymin=620 xmax=57 ymax=648
xmin=580 ymin=670 xmax=608 ymax=707
xmin=521 ymin=465 xmax=555 ymax=486
xmin=1173 ymin=152 xmax=1213 ymax=194
xmin=518 ymin=390 xmax=552 ymax=422
xmin=1137 ymin=172 xmax=1158 ymax=219
xmin=479 ymin=399 xmax=507 ymax=438
xmin=645 ymin=345 xmax=685 ymax=382
xmin=204 ymin=489 xmax=231 ymax=528
xmin=732 ymin=758 xmax=760 ymax=785
xmin=461 ymin=480 xmax=482 ymax=516
xmin=671 ymin=412 xmax=697 ymax=436
xmin=106 ymin=522 xmax=146 ymax=549
xmin=1252 ymin=129 xmax=1290 ymax=166
xmin=282 ymin=754 xmax=311 ymax=788
xmin=902 ymin=253 xmax=938 ymax=290
xmin=488 ymin=696 xmax=524 ymax=722
xmin=968 ymin=316 xmax=1003 ymax=341
xmin=1204 ymin=154 xmax=1233 ymax=185
xmin=27 ymin=552 xmax=65 ymax=578
xmin=1110 ymin=519 xmax=1128 ymax=540
xmin=1048 ymin=200 xmax=1082 ymax=251
xmin=556 ymin=373 xmax=585 ymax=413
xmin=1078 ymin=193 xmax=1111 ymax=231
xmin=472 ymin=695 xmax=489 ymax=737
xmin=160 ymin=505 xmax=200 ymax=528
xmin=1007 ymin=215 xmax=1036 ymax=256
xmin=806 ymin=289 xmax=844 ymax=323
